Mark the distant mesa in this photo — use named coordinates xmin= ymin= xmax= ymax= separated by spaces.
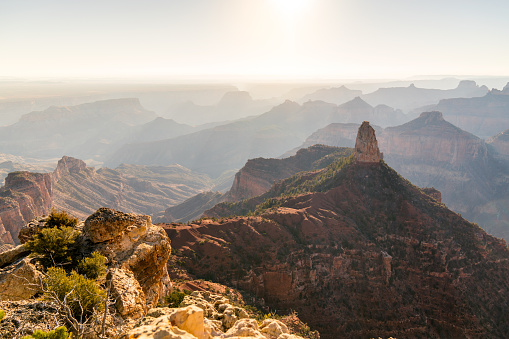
xmin=355 ymin=121 xmax=383 ymax=162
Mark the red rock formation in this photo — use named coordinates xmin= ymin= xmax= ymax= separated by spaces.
xmin=0 ymin=172 xmax=52 ymax=245
xmin=227 ymin=145 xmax=352 ymax=202
xmin=354 ymin=121 xmax=382 ymax=162
xmin=51 ymin=155 xmax=87 ymax=182
xmin=163 ymin=161 xmax=509 ymax=338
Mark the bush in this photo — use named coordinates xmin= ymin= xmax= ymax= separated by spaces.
xmin=0 ymin=309 xmax=4 ymax=321
xmin=46 ymin=209 xmax=78 ymax=228
xmin=77 ymin=251 xmax=107 ymax=279
xmin=45 ymin=267 xmax=105 ymax=320
xmin=164 ymin=289 xmax=190 ymax=308
xmin=25 ymin=226 xmax=79 ymax=267
xmin=22 ymin=326 xmax=71 ymax=339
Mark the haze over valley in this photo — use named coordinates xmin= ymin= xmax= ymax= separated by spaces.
xmin=1 ymin=1 xmax=509 ymax=338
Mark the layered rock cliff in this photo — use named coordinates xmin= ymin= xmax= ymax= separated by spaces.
xmin=161 ymin=145 xmax=353 ymax=223
xmin=226 ymin=145 xmax=353 ymax=202
xmin=418 ymin=84 xmax=509 ymax=138
xmin=0 ymin=172 xmax=53 ymax=245
xmin=52 ymin=156 xmax=214 ymax=220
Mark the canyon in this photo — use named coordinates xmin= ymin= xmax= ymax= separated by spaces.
xmin=163 ymin=124 xmax=509 ymax=338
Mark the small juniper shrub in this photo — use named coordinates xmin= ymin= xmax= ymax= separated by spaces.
xmin=44 ymin=267 xmax=106 ymax=321
xmin=45 ymin=209 xmax=79 ymax=228
xmin=77 ymin=251 xmax=107 ymax=279
xmin=24 ymin=226 xmax=79 ymax=267
xmin=21 ymin=326 xmax=71 ymax=339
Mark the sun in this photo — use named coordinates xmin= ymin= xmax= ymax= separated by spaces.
xmin=270 ymin=0 xmax=312 ymax=21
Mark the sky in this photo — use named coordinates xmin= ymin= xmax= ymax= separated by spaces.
xmin=1 ymin=0 xmax=509 ymax=80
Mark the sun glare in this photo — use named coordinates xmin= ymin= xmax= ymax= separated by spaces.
xmin=270 ymin=0 xmax=311 ymax=21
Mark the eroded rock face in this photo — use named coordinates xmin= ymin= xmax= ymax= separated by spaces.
xmin=108 ymin=268 xmax=146 ymax=318
xmin=0 ymin=172 xmax=53 ymax=245
xmin=86 ymin=208 xmax=172 ymax=313
xmin=354 ymin=121 xmax=382 ymax=162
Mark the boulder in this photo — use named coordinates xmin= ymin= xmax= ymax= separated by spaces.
xmin=84 ymin=207 xmax=150 ymax=243
xmin=128 ymin=305 xmax=211 ymax=339
xmin=0 ymin=244 xmax=30 ymax=268
xmin=0 ymin=257 xmax=42 ymax=300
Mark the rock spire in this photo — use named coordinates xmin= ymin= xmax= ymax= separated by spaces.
xmin=355 ymin=121 xmax=383 ymax=162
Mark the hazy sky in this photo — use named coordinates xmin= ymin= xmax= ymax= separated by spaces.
xmin=1 ymin=0 xmax=508 ymax=80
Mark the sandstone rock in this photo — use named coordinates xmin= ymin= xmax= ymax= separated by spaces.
xmin=0 ymin=257 xmax=42 ymax=300
xmin=0 ymin=244 xmax=30 ymax=268
xmin=259 ymin=319 xmax=289 ymax=338
xmin=108 ymin=268 xmax=146 ymax=319
xmin=84 ymin=207 xmax=150 ymax=243
xmin=87 ymin=208 xmax=172 ymax=311
xmin=354 ymin=121 xmax=382 ymax=162
xmin=129 ymin=305 xmax=211 ymax=339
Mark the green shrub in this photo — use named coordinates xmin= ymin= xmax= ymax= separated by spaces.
xmin=0 ymin=309 xmax=4 ymax=321
xmin=77 ymin=251 xmax=107 ymax=279
xmin=45 ymin=209 xmax=78 ymax=228
xmin=164 ymin=289 xmax=191 ymax=308
xmin=25 ymin=226 xmax=79 ymax=267
xmin=21 ymin=326 xmax=71 ymax=339
xmin=45 ymin=267 xmax=105 ymax=320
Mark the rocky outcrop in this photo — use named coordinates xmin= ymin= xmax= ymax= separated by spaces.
xmin=354 ymin=121 xmax=382 ymax=162
xmin=51 ymin=155 xmax=87 ymax=182
xmin=85 ymin=208 xmax=172 ymax=315
xmin=127 ymin=291 xmax=305 ymax=339
xmin=0 ymin=256 xmax=42 ymax=301
xmin=421 ymin=187 xmax=442 ymax=203
xmin=227 ymin=145 xmax=353 ymax=202
xmin=0 ymin=171 xmax=53 ymax=245
xmin=0 ymin=207 xmax=172 ymax=331
xmin=162 ymin=145 xmax=353 ymax=223
xmin=165 ymin=159 xmax=509 ymax=338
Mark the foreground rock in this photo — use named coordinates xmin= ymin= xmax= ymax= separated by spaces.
xmin=0 ymin=207 xmax=172 ymax=337
xmin=85 ymin=207 xmax=172 ymax=315
xmin=127 ymin=291 xmax=305 ymax=339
